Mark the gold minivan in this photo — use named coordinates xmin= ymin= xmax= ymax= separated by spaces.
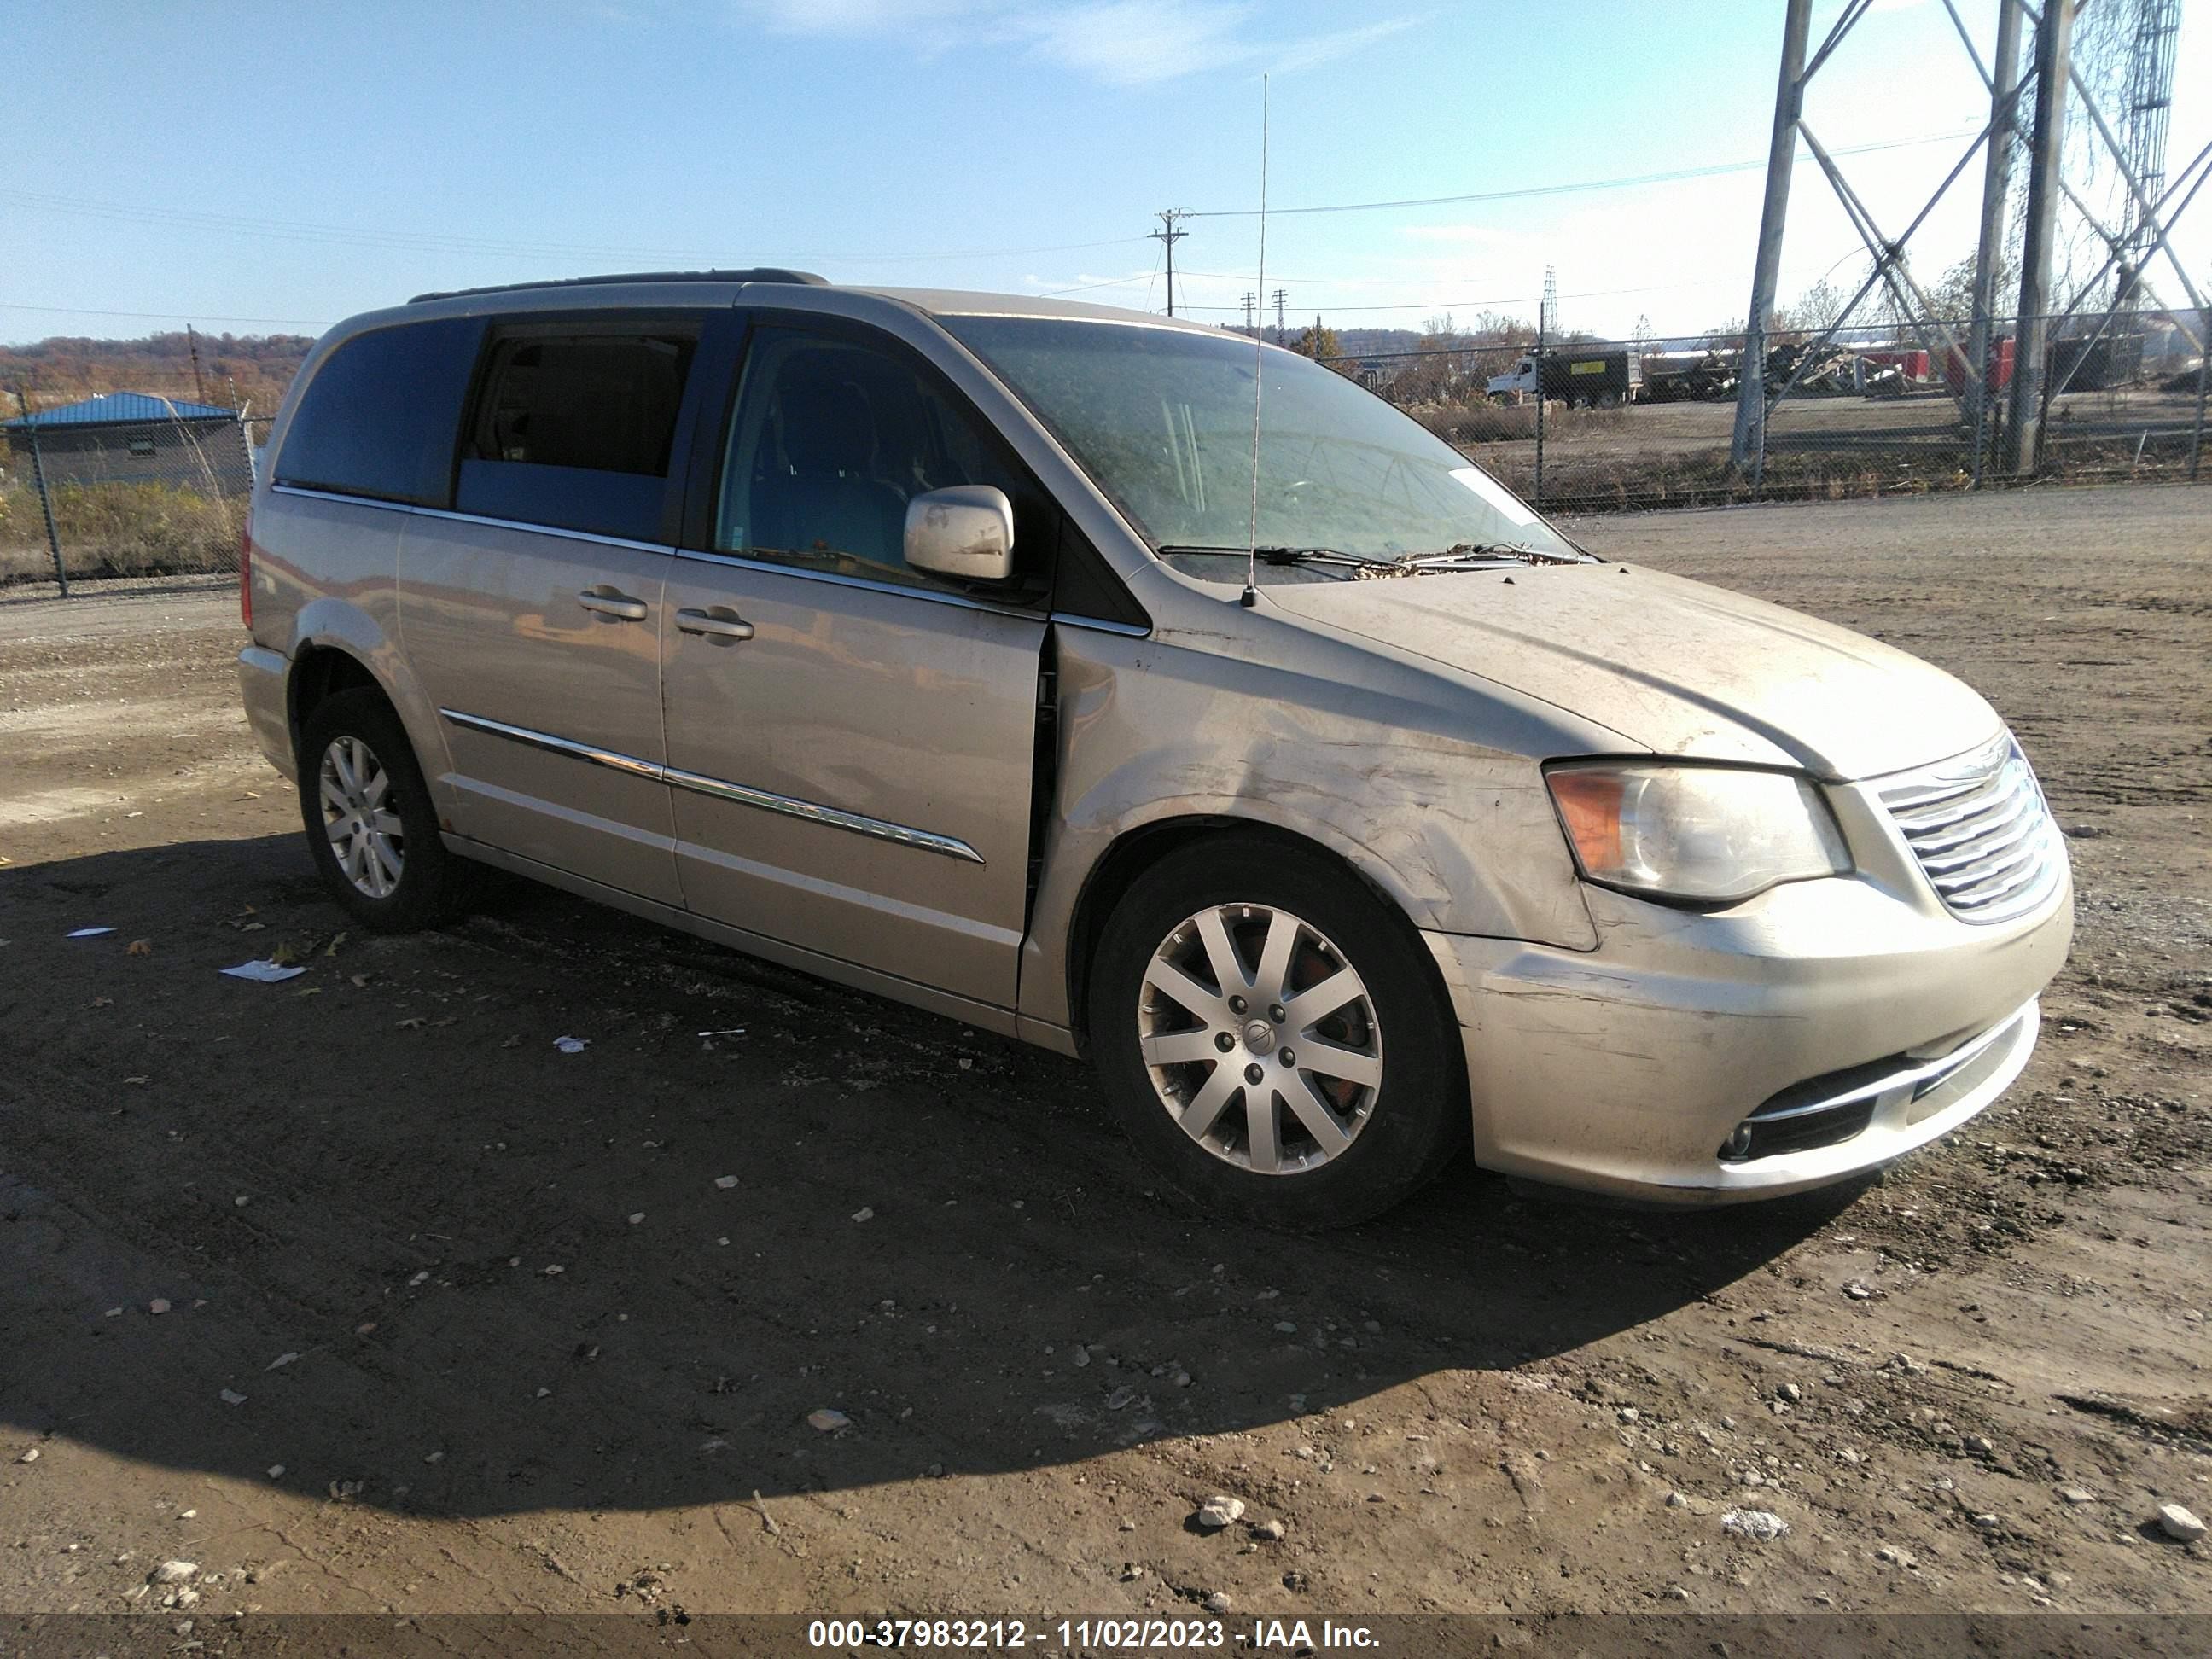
xmin=238 ymin=271 xmax=2072 ymax=1226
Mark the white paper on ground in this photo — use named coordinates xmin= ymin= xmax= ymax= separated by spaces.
xmin=67 ymin=927 xmax=116 ymax=939
xmin=221 ymin=959 xmax=307 ymax=983
xmin=1450 ymin=465 xmax=1541 ymax=527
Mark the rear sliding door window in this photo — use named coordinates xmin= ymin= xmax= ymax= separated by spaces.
xmin=457 ymin=326 xmax=697 ymax=542
xmin=275 ymin=317 xmax=480 ymax=505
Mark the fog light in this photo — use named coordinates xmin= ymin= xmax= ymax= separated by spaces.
xmin=1720 ymin=1123 xmax=1756 ymax=1162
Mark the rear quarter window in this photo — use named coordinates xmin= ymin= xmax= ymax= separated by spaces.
xmin=275 ymin=317 xmax=482 ymax=506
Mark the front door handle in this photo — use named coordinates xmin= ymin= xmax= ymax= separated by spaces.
xmin=578 ymin=588 xmax=649 ymax=621
xmin=675 ymin=607 xmax=756 ymax=643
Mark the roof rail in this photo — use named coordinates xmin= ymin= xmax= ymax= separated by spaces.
xmin=408 ymin=268 xmax=830 ymax=303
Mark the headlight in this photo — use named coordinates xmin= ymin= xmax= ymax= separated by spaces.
xmin=1545 ymin=763 xmax=1850 ymax=904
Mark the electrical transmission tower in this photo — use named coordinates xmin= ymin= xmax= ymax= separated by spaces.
xmin=2114 ymin=0 xmax=2180 ymax=335
xmin=1540 ymin=266 xmax=1559 ymax=337
xmin=1241 ymin=292 xmax=1256 ymax=333
xmin=1149 ymin=210 xmax=1190 ymax=316
xmin=1272 ymin=288 xmax=1288 ymax=343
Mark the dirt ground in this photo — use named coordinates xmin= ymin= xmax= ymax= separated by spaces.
xmin=1 ymin=484 xmax=2206 ymax=1636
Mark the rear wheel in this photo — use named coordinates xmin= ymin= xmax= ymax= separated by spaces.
xmin=1088 ymin=840 xmax=1465 ymax=1229
xmin=296 ymin=689 xmax=463 ymax=932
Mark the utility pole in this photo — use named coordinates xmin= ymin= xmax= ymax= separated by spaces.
xmin=186 ymin=323 xmax=207 ymax=405
xmin=1967 ymin=0 xmax=2025 ymax=484
xmin=1241 ymin=292 xmax=1255 ymax=334
xmin=1730 ymin=0 xmax=1814 ymax=473
xmin=2008 ymin=0 xmax=2075 ymax=476
xmin=1272 ymin=288 xmax=1288 ymax=344
xmin=1149 ymin=210 xmax=1190 ymax=317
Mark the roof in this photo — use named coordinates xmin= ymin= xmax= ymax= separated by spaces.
xmin=4 ymin=392 xmax=239 ymax=431
xmin=388 ymin=268 xmax=1216 ymax=335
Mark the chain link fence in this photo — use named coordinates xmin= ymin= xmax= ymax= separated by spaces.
xmin=2 ymin=393 xmax=271 ymax=601
xmin=3 ymin=308 xmax=2203 ymax=600
xmin=1324 ymin=310 xmax=2208 ymax=517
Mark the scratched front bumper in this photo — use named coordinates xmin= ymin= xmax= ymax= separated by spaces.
xmin=1422 ymin=852 xmax=2073 ymax=1204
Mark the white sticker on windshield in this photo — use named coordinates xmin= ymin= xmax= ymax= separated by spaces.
xmin=1450 ymin=465 xmax=1540 ymax=527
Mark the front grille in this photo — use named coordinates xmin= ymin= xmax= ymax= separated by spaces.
xmin=1878 ymin=732 xmax=2062 ymax=923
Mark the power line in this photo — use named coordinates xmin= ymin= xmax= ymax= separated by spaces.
xmin=0 ymin=188 xmax=1151 ymax=267
xmin=0 ymin=300 xmax=335 ymax=326
xmin=1184 ymin=125 xmax=1985 ymax=219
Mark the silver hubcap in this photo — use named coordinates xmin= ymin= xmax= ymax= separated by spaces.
xmin=317 ymin=735 xmax=404 ymax=899
xmin=1137 ymin=903 xmax=1383 ymax=1175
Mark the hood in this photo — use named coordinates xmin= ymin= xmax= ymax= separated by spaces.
xmin=1263 ymin=562 xmax=1999 ymax=781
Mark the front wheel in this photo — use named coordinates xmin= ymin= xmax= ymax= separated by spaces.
xmin=1088 ymin=840 xmax=1466 ymax=1229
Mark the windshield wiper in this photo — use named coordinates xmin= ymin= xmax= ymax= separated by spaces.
xmin=1155 ymin=544 xmax=1400 ymax=572
xmin=1390 ymin=542 xmax=1586 ymax=570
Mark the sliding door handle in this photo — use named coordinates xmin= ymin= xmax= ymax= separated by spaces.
xmin=675 ymin=607 xmax=756 ymax=643
xmin=578 ymin=588 xmax=649 ymax=621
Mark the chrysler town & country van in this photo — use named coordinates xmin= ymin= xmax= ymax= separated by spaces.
xmin=236 ymin=270 xmax=2073 ymax=1226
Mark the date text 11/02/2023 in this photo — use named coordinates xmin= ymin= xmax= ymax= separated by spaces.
xmin=805 ymin=1617 xmax=1382 ymax=1650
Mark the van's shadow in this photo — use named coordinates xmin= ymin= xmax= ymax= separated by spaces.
xmin=1 ymin=835 xmax=1854 ymax=1517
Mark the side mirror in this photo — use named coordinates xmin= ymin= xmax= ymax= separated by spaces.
xmin=905 ymin=485 xmax=1015 ymax=584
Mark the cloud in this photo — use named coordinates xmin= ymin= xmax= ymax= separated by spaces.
xmin=738 ymin=0 xmax=1417 ymax=86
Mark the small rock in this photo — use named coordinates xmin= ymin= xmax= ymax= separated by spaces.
xmin=1273 ymin=1321 xmax=1296 ymax=1334
xmin=851 ymin=1207 xmax=874 ymax=1223
xmin=1616 ymin=1406 xmax=1639 ymax=1423
xmin=1776 ymin=1383 xmax=1801 ymax=1402
xmin=1193 ymin=1495 xmax=1245 ymax=1530
xmin=1070 ymin=1346 xmax=1091 ymax=1368
xmin=1971 ymin=1513 xmax=2001 ymax=1531
xmin=1844 ymin=1281 xmax=1873 ymax=1301
xmin=806 ymin=1408 xmax=851 ymax=1433
xmin=1664 ymin=1584 xmax=1691 ymax=1601
xmin=15 ymin=1447 xmax=38 ymax=1464
xmin=1965 ymin=1435 xmax=1994 ymax=1455
xmin=2156 ymin=1503 xmax=2205 ymax=1543
xmin=2060 ymin=1487 xmax=2096 ymax=1505
xmin=1720 ymin=1508 xmax=1790 ymax=1542
xmin=149 ymin=1562 xmax=198 ymax=1585
xmin=628 ymin=1213 xmax=645 ymax=1225
xmin=423 ymin=1450 xmax=445 ymax=1464
xmin=1205 ymin=1592 xmax=1233 ymax=1615
xmin=1252 ymin=1517 xmax=1285 ymax=1540
xmin=714 ymin=1175 xmax=737 ymax=1189
xmin=1282 ymin=1569 xmax=1309 ymax=1592
xmin=267 ymin=1352 xmax=300 ymax=1371
xmin=104 ymin=1307 xmax=122 ymax=1318
xmin=266 ymin=1464 xmax=285 ymax=1478
xmin=218 ymin=1389 xmax=247 ymax=1406
xmin=1665 ymin=1491 xmax=1688 ymax=1509
xmin=148 ymin=1299 xmax=171 ymax=1316
xmin=1876 ymin=1545 xmax=1917 ymax=1569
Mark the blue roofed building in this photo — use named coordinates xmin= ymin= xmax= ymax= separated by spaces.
xmin=4 ymin=391 xmax=253 ymax=495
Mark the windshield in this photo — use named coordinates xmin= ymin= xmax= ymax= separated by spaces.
xmin=941 ymin=315 xmax=1577 ymax=564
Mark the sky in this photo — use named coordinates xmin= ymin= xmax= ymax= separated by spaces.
xmin=6 ymin=0 xmax=2208 ymax=347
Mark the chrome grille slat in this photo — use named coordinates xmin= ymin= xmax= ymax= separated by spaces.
xmin=1879 ymin=733 xmax=2061 ymax=925
xmin=1909 ymin=789 xmax=2035 ymax=857
xmin=1918 ymin=810 xmax=2043 ymax=876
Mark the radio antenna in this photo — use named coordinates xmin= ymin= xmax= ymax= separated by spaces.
xmin=1241 ymin=73 xmax=1269 ymax=609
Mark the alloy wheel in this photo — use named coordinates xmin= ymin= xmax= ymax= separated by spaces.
xmin=317 ymin=735 xmax=405 ymax=899
xmin=1135 ymin=902 xmax=1384 ymax=1174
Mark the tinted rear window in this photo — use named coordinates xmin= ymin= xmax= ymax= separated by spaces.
xmin=275 ymin=317 xmax=480 ymax=505
xmin=455 ymin=328 xmax=697 ymax=542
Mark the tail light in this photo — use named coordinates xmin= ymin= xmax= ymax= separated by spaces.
xmin=239 ymin=506 xmax=253 ymax=631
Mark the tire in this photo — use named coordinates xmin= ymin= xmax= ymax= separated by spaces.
xmin=1087 ymin=838 xmax=1466 ymax=1230
xmin=296 ymin=688 xmax=463 ymax=932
